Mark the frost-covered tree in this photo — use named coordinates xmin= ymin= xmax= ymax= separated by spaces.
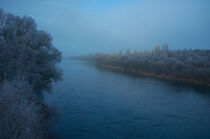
xmin=0 ymin=78 xmax=53 ymax=139
xmin=81 ymin=45 xmax=210 ymax=85
xmin=0 ymin=9 xmax=61 ymax=93
xmin=126 ymin=48 xmax=131 ymax=55
xmin=162 ymin=43 xmax=168 ymax=51
xmin=0 ymin=9 xmax=60 ymax=138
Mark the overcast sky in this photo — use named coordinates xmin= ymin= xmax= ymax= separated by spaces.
xmin=1 ymin=0 xmax=210 ymax=56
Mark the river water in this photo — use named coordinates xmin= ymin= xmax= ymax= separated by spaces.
xmin=44 ymin=59 xmax=210 ymax=139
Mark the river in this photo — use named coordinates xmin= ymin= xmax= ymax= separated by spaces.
xmin=44 ymin=59 xmax=210 ymax=139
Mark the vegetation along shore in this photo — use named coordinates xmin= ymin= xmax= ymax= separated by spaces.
xmin=76 ymin=45 xmax=210 ymax=86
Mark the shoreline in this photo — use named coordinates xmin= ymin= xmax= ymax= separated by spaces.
xmin=98 ymin=63 xmax=210 ymax=87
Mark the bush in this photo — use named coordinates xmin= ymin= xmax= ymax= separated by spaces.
xmin=0 ymin=78 xmax=51 ymax=139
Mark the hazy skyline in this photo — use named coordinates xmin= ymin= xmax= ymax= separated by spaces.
xmin=1 ymin=0 xmax=210 ymax=56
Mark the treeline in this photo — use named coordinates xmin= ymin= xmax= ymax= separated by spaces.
xmin=0 ymin=9 xmax=61 ymax=138
xmin=79 ymin=44 xmax=210 ymax=86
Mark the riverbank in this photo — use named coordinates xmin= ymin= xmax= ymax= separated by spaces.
xmin=97 ymin=63 xmax=210 ymax=87
xmin=77 ymin=47 xmax=210 ymax=87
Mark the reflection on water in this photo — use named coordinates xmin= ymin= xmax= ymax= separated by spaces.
xmin=44 ymin=60 xmax=210 ymax=139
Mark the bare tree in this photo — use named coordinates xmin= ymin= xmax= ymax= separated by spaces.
xmin=0 ymin=78 xmax=51 ymax=139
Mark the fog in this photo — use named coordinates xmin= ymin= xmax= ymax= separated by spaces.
xmin=1 ymin=0 xmax=210 ymax=56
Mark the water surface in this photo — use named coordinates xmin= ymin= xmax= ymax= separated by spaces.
xmin=44 ymin=60 xmax=210 ymax=139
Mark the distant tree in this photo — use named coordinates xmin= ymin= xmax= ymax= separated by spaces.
xmin=154 ymin=44 xmax=160 ymax=54
xmin=126 ymin=48 xmax=130 ymax=55
xmin=117 ymin=50 xmax=122 ymax=56
xmin=133 ymin=49 xmax=137 ymax=54
xmin=162 ymin=43 xmax=168 ymax=51
xmin=84 ymin=44 xmax=210 ymax=85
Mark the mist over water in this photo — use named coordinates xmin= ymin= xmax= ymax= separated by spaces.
xmin=1 ymin=0 xmax=210 ymax=138
xmin=45 ymin=60 xmax=210 ymax=139
xmin=1 ymin=0 xmax=210 ymax=56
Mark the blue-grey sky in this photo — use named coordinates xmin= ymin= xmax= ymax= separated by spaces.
xmin=1 ymin=0 xmax=210 ymax=56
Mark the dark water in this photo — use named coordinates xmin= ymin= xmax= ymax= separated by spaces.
xmin=44 ymin=60 xmax=210 ymax=139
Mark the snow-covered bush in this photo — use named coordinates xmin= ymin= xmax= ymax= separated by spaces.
xmin=0 ymin=78 xmax=52 ymax=139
